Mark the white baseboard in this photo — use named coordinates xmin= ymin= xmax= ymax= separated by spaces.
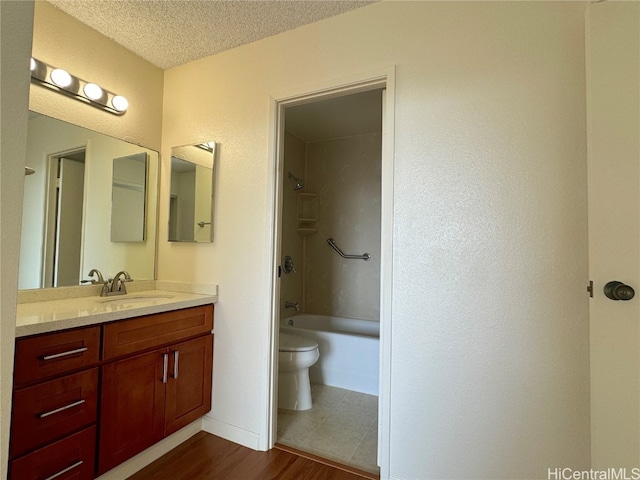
xmin=95 ymin=419 xmax=202 ymax=480
xmin=201 ymin=414 xmax=261 ymax=450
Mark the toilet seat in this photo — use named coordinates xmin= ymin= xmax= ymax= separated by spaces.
xmin=279 ymin=332 xmax=318 ymax=352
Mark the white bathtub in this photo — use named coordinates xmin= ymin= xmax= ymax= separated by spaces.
xmin=280 ymin=314 xmax=379 ymax=395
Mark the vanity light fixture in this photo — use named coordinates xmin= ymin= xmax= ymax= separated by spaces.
xmin=83 ymin=83 xmax=104 ymax=101
xmin=30 ymin=57 xmax=128 ymax=115
xmin=111 ymin=95 xmax=129 ymax=113
xmin=50 ymin=68 xmax=73 ymax=88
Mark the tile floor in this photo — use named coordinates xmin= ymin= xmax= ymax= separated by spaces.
xmin=277 ymin=384 xmax=379 ymax=474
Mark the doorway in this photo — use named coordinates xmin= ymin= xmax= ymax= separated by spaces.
xmin=43 ymin=149 xmax=86 ymax=287
xmin=268 ymin=70 xmax=394 ymax=478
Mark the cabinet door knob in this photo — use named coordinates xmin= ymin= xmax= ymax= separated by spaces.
xmin=604 ymin=281 xmax=635 ymax=301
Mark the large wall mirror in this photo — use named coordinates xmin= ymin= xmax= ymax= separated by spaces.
xmin=169 ymin=142 xmax=216 ymax=243
xmin=19 ymin=112 xmax=159 ymax=289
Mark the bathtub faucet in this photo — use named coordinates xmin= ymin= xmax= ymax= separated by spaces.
xmin=284 ymin=301 xmax=300 ymax=312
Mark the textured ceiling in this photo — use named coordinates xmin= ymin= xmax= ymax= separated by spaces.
xmin=47 ymin=0 xmax=377 ymax=70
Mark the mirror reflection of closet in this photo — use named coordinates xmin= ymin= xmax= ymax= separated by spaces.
xmin=168 ymin=142 xmax=216 ymax=243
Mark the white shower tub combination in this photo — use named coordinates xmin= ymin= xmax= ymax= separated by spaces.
xmin=280 ymin=314 xmax=379 ymax=395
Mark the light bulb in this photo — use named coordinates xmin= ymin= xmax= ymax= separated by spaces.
xmin=30 ymin=58 xmax=36 ymax=71
xmin=111 ymin=95 xmax=128 ymax=112
xmin=83 ymin=83 xmax=104 ymax=101
xmin=50 ymin=68 xmax=72 ymax=88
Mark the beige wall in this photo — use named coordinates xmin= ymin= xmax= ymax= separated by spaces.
xmin=305 ymin=133 xmax=381 ymax=321
xmin=161 ymin=2 xmax=591 ymax=478
xmin=30 ymin=1 xmax=163 ymax=150
xmin=0 ymin=2 xmax=34 ymax=478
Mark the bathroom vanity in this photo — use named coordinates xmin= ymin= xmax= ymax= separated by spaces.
xmin=9 ymin=290 xmax=215 ymax=480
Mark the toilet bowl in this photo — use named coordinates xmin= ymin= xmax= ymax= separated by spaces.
xmin=278 ymin=332 xmax=320 ymax=411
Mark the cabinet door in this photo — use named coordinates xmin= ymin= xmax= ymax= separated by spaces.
xmin=98 ymin=349 xmax=166 ymax=474
xmin=165 ymin=334 xmax=213 ymax=435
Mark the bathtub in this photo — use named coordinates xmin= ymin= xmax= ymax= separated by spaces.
xmin=280 ymin=314 xmax=379 ymax=395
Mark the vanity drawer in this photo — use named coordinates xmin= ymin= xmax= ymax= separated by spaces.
xmin=10 ymin=425 xmax=96 ymax=480
xmin=11 ymin=367 xmax=98 ymax=458
xmin=102 ymin=304 xmax=213 ymax=360
xmin=14 ymin=326 xmax=100 ymax=387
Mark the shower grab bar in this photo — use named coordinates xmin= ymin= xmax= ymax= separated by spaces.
xmin=327 ymin=238 xmax=370 ymax=261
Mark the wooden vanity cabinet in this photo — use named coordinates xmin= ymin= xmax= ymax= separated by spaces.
xmin=10 ymin=303 xmax=214 ymax=480
xmin=10 ymin=326 xmax=100 ymax=480
xmin=98 ymin=305 xmax=213 ymax=475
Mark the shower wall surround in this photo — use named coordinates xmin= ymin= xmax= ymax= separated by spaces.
xmin=281 ymin=131 xmax=381 ymax=322
xmin=305 ymin=133 xmax=381 ymax=321
xmin=280 ymin=132 xmax=305 ymax=316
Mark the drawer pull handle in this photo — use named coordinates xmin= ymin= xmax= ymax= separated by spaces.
xmin=162 ymin=353 xmax=169 ymax=384
xmin=173 ymin=350 xmax=179 ymax=380
xmin=41 ymin=347 xmax=88 ymax=361
xmin=39 ymin=399 xmax=85 ymax=418
xmin=43 ymin=460 xmax=83 ymax=480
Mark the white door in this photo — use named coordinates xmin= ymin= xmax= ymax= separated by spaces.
xmin=587 ymin=1 xmax=640 ymax=469
xmin=54 ymin=157 xmax=85 ymax=287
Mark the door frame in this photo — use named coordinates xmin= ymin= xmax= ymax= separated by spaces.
xmin=265 ymin=66 xmax=395 ymax=478
xmin=42 ymin=146 xmax=87 ymax=288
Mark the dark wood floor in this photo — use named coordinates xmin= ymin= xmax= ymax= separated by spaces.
xmin=127 ymin=431 xmax=373 ymax=480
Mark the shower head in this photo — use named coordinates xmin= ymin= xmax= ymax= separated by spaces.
xmin=287 ymin=172 xmax=304 ymax=191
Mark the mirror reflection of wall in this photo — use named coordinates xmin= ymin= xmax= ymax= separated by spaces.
xmin=111 ymin=153 xmax=147 ymax=242
xmin=19 ymin=112 xmax=159 ymax=290
xmin=169 ymin=142 xmax=215 ymax=243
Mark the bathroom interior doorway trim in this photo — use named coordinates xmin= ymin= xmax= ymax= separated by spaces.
xmin=265 ymin=65 xmax=396 ymax=479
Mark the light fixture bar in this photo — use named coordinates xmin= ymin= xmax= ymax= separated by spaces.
xmin=30 ymin=58 xmax=128 ymax=115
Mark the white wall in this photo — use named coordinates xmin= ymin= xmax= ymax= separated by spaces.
xmin=587 ymin=1 xmax=640 ymax=470
xmin=0 ymin=2 xmax=34 ymax=478
xmin=160 ymin=2 xmax=591 ymax=478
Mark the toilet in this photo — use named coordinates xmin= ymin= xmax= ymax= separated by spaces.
xmin=278 ymin=332 xmax=320 ymax=410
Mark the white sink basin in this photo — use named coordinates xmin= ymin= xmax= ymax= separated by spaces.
xmin=97 ymin=294 xmax=175 ymax=305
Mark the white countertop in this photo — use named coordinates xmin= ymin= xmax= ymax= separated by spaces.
xmin=16 ymin=287 xmax=218 ymax=338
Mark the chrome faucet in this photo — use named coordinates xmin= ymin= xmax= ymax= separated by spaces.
xmin=101 ymin=271 xmax=132 ymax=297
xmin=284 ymin=301 xmax=300 ymax=312
xmin=82 ymin=269 xmax=105 ymax=285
